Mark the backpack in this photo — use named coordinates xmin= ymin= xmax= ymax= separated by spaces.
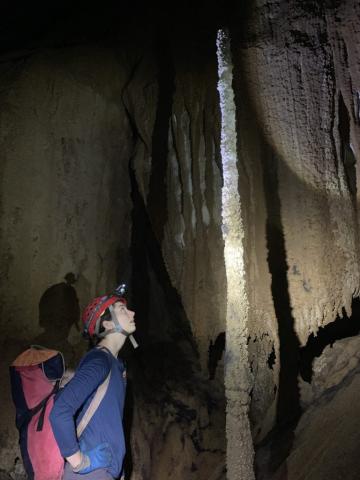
xmin=10 ymin=345 xmax=111 ymax=480
xmin=10 ymin=346 xmax=65 ymax=480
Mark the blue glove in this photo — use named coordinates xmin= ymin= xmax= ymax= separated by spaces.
xmin=76 ymin=442 xmax=112 ymax=474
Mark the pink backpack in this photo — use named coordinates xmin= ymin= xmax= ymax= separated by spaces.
xmin=10 ymin=346 xmax=65 ymax=480
xmin=10 ymin=345 xmax=111 ymax=480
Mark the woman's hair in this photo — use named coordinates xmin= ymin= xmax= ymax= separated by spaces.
xmin=88 ymin=307 xmax=112 ymax=348
xmin=98 ymin=308 xmax=112 ymax=335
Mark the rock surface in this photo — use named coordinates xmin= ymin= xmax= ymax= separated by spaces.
xmin=300 ymin=335 xmax=360 ymax=407
xmin=0 ymin=47 xmax=133 ymax=340
xmin=259 ymin=338 xmax=360 ymax=480
xmin=230 ymin=0 xmax=360 ymax=442
xmin=233 ymin=0 xmax=360 ymax=345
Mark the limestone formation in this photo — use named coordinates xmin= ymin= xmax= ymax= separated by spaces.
xmin=217 ymin=29 xmax=255 ymax=480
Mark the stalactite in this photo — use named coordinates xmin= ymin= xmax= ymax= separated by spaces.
xmin=216 ymin=29 xmax=255 ymax=480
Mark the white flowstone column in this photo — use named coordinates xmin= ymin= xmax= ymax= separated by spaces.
xmin=216 ymin=29 xmax=255 ymax=480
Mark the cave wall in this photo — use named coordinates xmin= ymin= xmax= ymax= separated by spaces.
xmin=123 ymin=39 xmax=227 ymax=367
xmin=0 ymin=46 xmax=133 ymax=474
xmin=122 ymin=37 xmax=228 ymax=479
xmin=0 ymin=46 xmax=133 ymax=338
xmin=0 ymin=38 xmax=228 ymax=479
xmin=227 ymin=0 xmax=360 ymax=442
xmin=1 ymin=1 xmax=360 ymax=477
xmin=233 ymin=0 xmax=360 ymax=344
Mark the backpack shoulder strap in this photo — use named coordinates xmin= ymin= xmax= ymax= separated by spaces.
xmin=76 ymin=371 xmax=111 ymax=438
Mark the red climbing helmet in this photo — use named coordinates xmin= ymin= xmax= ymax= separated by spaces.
xmin=82 ymin=284 xmax=126 ymax=338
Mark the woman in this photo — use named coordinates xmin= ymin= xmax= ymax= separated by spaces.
xmin=50 ymin=288 xmax=136 ymax=480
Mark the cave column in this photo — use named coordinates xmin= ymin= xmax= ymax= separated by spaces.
xmin=216 ymin=29 xmax=255 ymax=480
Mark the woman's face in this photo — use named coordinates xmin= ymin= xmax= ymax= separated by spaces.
xmin=112 ymin=301 xmax=136 ymax=334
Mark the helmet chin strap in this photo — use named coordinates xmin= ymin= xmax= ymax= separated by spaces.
xmin=108 ymin=305 xmax=131 ymax=336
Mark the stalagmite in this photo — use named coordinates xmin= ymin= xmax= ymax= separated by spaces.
xmin=216 ymin=29 xmax=255 ymax=479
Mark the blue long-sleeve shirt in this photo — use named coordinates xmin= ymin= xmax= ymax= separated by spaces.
xmin=50 ymin=347 xmax=126 ymax=479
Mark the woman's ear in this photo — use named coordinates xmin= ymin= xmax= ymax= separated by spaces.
xmin=102 ymin=320 xmax=114 ymax=331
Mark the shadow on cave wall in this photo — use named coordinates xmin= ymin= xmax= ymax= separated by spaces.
xmin=260 ymin=150 xmax=302 ymax=476
xmin=128 ymin=161 xmax=197 ymax=360
xmin=208 ymin=332 xmax=225 ymax=380
xmin=300 ymin=296 xmax=360 ymax=383
xmin=147 ymin=26 xmax=175 ymax=246
xmin=230 ymin=11 xmax=302 ymax=477
xmin=122 ymin=165 xmax=206 ymax=479
xmin=120 ymin=25 xmax=227 ymax=468
xmin=121 ymin=45 xmax=200 ymax=470
xmin=229 ymin=5 xmax=360 ymax=476
xmin=123 ymin=26 xmax=195 ymax=353
xmin=31 ymin=273 xmax=80 ymax=367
